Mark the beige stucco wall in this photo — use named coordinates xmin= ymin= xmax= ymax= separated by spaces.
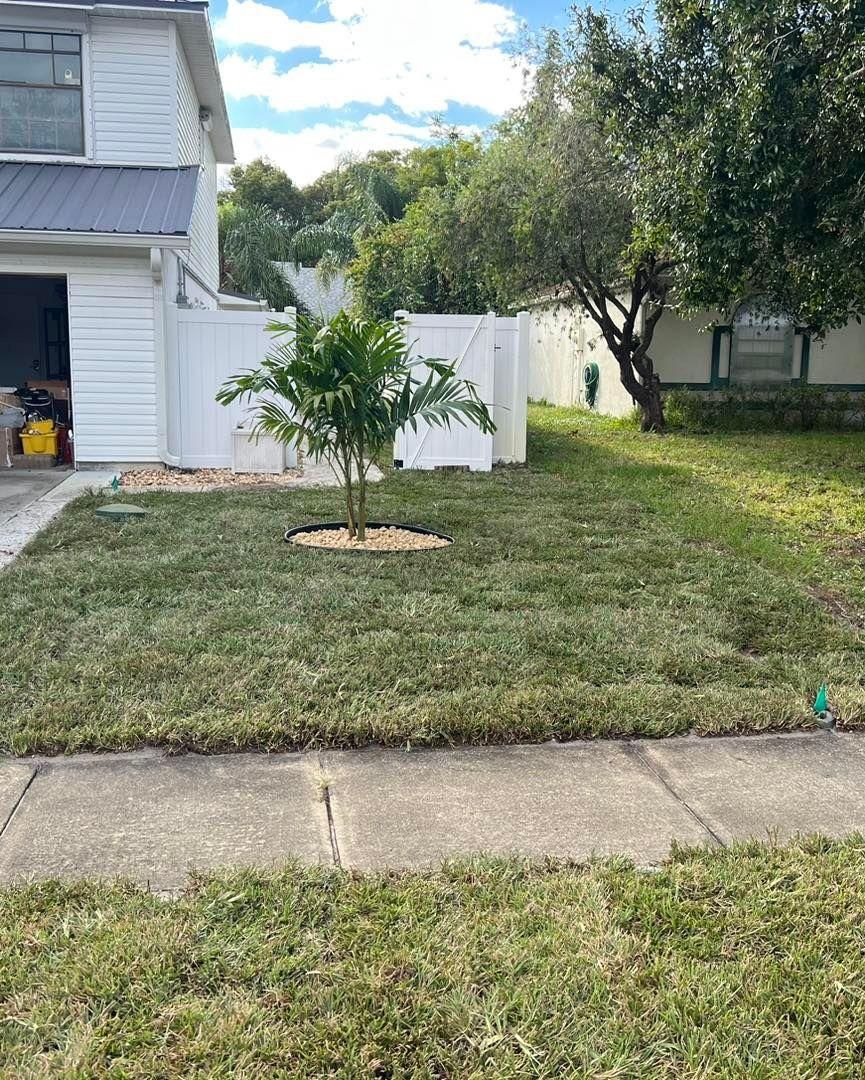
xmin=528 ymin=301 xmax=636 ymax=417
xmin=531 ymin=297 xmax=865 ymax=418
xmin=807 ymin=320 xmax=865 ymax=385
xmin=651 ymin=310 xmax=717 ymax=384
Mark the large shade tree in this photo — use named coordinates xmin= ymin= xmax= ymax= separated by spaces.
xmin=462 ymin=1 xmax=865 ymax=430
xmin=585 ymin=0 xmax=865 ymax=335
xmin=458 ymin=36 xmax=674 ymax=430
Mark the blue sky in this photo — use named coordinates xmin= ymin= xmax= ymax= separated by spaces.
xmin=208 ymin=0 xmax=581 ymax=185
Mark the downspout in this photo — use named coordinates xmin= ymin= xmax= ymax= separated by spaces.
xmin=151 ymin=247 xmax=181 ymax=466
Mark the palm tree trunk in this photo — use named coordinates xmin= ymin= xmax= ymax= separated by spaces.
xmin=357 ymin=473 xmax=367 ymax=542
xmin=355 ymin=450 xmax=367 ymax=542
xmin=341 ymin=450 xmax=356 ymax=538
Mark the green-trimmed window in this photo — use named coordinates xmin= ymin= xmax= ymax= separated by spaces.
xmin=0 ymin=31 xmax=83 ymax=155
xmin=730 ymin=308 xmax=794 ymax=385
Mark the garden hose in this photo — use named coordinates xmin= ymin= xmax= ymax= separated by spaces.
xmin=583 ymin=361 xmax=600 ymax=408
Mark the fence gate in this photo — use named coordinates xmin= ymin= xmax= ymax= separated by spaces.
xmin=168 ymin=306 xmax=295 ymax=469
xmin=393 ymin=310 xmax=529 ymax=471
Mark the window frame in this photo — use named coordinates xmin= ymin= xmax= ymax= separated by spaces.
xmin=728 ymin=308 xmax=796 ymax=387
xmin=0 ymin=29 xmax=85 ymax=157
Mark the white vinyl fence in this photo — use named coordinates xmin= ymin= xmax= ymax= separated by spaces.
xmin=165 ymin=305 xmax=296 ymax=469
xmin=393 ymin=310 xmax=529 ymax=471
xmin=164 ymin=305 xmax=528 ymax=473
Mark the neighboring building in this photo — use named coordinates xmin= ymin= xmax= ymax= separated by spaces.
xmin=530 ymin=297 xmax=865 ymax=415
xmin=0 ymin=0 xmax=238 ymax=466
xmin=274 ymin=264 xmax=351 ymax=320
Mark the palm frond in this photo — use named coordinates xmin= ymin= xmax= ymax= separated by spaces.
xmin=220 ymin=203 xmax=302 ymax=311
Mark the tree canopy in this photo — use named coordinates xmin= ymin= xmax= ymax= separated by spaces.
xmin=586 ymin=0 xmax=865 ymax=333
xmin=217 ymin=0 xmax=865 ymax=432
xmin=220 ymin=158 xmax=307 ymax=225
xmin=455 ymin=32 xmax=673 ymax=429
xmin=349 ymin=137 xmax=506 ymax=319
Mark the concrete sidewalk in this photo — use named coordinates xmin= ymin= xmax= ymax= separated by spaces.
xmin=0 ymin=730 xmax=863 ymax=891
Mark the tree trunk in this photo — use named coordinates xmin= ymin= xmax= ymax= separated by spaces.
xmin=342 ymin=452 xmax=357 ymax=538
xmin=614 ymin=352 xmax=666 ymax=433
xmin=562 ymin=259 xmax=671 ymax=436
xmin=356 ymin=464 xmax=367 ymax=542
xmin=637 ymin=374 xmax=665 ymax=432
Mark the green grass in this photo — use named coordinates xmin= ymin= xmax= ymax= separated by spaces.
xmin=3 ymin=839 xmax=865 ymax=1076
xmin=3 ymin=404 xmax=865 ymax=754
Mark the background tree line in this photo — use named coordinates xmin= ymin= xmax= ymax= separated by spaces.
xmin=218 ymin=0 xmax=865 ymax=430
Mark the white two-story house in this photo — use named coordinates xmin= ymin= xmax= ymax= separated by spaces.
xmin=0 ymin=0 xmax=242 ymax=467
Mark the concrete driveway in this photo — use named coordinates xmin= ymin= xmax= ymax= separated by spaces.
xmin=0 ymin=469 xmax=70 ymax=528
xmin=0 ymin=468 xmax=115 ymax=569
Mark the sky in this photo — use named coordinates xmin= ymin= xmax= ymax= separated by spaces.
xmin=208 ymin=0 xmax=573 ymax=186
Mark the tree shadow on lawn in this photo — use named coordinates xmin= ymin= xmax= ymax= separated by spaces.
xmin=1 ymin=426 xmax=864 ymax=754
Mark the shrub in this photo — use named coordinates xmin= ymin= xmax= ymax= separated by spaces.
xmin=664 ymin=385 xmax=863 ymax=432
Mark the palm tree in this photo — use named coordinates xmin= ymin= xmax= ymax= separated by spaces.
xmin=219 ymin=202 xmax=301 ymax=312
xmin=217 ymin=311 xmax=495 ymax=540
xmin=289 ymin=163 xmax=405 ymax=284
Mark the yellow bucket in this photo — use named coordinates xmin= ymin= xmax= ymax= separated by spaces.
xmin=20 ymin=428 xmax=59 ymax=455
xmin=26 ymin=419 xmax=55 ymax=435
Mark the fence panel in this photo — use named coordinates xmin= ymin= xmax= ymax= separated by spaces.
xmin=394 ymin=310 xmax=528 ymax=471
xmin=171 ymin=307 xmax=295 ymax=469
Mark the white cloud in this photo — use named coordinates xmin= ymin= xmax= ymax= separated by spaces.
xmin=228 ymin=114 xmax=445 ymax=185
xmin=215 ymin=0 xmax=526 ymax=116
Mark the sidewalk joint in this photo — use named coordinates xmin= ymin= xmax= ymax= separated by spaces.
xmin=318 ymin=755 xmax=341 ymax=867
xmin=625 ymin=743 xmax=726 ymax=849
xmin=0 ymin=766 xmax=39 ymax=842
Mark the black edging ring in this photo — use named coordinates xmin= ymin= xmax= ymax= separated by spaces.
xmin=284 ymin=521 xmax=454 ymax=552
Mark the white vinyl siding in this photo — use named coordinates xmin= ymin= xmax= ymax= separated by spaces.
xmin=89 ymin=16 xmax=173 ymax=165
xmin=176 ymin=38 xmax=199 ymax=167
xmin=68 ymin=259 xmax=158 ymax=461
xmin=185 ymin=130 xmax=219 ymax=292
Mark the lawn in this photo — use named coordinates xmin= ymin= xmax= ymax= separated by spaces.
xmin=3 ymin=405 xmax=865 ymax=754
xmin=2 ymin=838 xmax=865 ymax=1076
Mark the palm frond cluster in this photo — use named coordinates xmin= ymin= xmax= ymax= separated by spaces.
xmin=217 ymin=312 xmax=494 ymax=539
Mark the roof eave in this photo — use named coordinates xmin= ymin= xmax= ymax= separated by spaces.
xmin=0 ymin=229 xmax=191 ymax=249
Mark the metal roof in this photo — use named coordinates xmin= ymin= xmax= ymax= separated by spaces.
xmin=3 ymin=0 xmax=208 ymax=9
xmin=0 ymin=163 xmax=200 ymax=236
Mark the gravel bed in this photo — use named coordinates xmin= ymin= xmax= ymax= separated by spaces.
xmin=121 ymin=468 xmax=302 ymax=491
xmin=288 ymin=525 xmax=452 ymax=552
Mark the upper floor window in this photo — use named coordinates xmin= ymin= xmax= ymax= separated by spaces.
xmin=0 ymin=30 xmax=83 ymax=155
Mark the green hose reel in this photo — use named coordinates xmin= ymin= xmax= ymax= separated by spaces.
xmin=583 ymin=361 xmax=600 ymax=408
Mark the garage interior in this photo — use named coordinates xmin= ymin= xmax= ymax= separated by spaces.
xmin=0 ymin=274 xmax=73 ymax=470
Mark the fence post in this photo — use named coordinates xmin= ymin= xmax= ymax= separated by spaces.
xmin=514 ymin=311 xmax=530 ymax=463
xmin=393 ymin=311 xmax=411 ymax=467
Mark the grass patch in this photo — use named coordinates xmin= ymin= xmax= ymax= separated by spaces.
xmin=2 ymin=838 xmax=865 ymax=1076
xmin=3 ymin=405 xmax=865 ymax=754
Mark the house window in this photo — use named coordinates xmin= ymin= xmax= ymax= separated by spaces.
xmin=0 ymin=31 xmax=83 ymax=155
xmin=730 ymin=307 xmax=794 ymax=384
